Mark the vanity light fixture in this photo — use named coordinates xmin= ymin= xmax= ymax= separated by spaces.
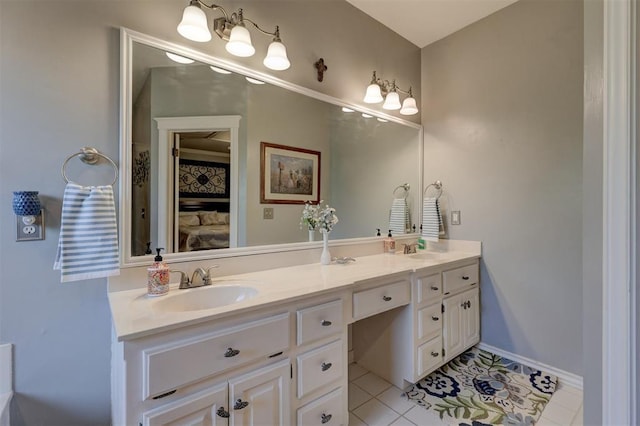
xmin=377 ymin=118 xmax=388 ymax=123
xmin=177 ymin=0 xmax=291 ymax=71
xmin=341 ymin=107 xmax=354 ymax=113
xmin=166 ymin=52 xmax=195 ymax=64
xmin=210 ymin=65 xmax=232 ymax=74
xmin=363 ymin=71 xmax=419 ymax=115
xmin=245 ymin=76 xmax=265 ymax=85
xmin=361 ymin=113 xmax=373 ymax=118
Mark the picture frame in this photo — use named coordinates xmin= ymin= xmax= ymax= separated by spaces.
xmin=260 ymin=142 xmax=321 ymax=204
xmin=178 ymin=158 xmax=230 ymax=199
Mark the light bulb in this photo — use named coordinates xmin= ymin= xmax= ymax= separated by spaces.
xmin=363 ymin=83 xmax=383 ymax=103
xmin=226 ymin=25 xmax=255 ymax=57
xmin=177 ymin=4 xmax=212 ymax=42
xmin=263 ymin=41 xmax=290 ymax=71
xmin=382 ymin=91 xmax=401 ymax=110
xmin=400 ymin=97 xmax=419 ymax=115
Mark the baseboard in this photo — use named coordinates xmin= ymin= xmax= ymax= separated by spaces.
xmin=477 ymin=342 xmax=583 ymax=391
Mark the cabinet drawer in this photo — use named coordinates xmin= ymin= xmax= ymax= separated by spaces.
xmin=143 ymin=313 xmax=289 ymax=399
xmin=442 ymin=263 xmax=478 ymax=296
xmin=418 ymin=304 xmax=442 ymax=342
xmin=297 ymin=340 xmax=343 ymax=399
xmin=416 ymin=272 xmax=442 ymax=305
xmin=352 ymin=279 xmax=410 ymax=320
xmin=297 ymin=299 xmax=343 ymax=346
xmin=297 ymin=387 xmax=344 ymax=426
xmin=417 ymin=337 xmax=442 ymax=378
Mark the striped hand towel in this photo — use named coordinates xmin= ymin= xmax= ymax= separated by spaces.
xmin=422 ymin=197 xmax=443 ymax=242
xmin=54 ymin=183 xmax=120 ymax=282
xmin=389 ymin=198 xmax=410 ymax=235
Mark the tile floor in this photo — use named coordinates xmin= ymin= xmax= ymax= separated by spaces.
xmin=347 ymin=362 xmax=584 ymax=426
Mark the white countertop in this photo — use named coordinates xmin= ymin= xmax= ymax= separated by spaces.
xmin=109 ymin=249 xmax=480 ymax=341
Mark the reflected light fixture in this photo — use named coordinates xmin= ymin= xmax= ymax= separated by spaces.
xmin=245 ymin=76 xmax=265 ymax=85
xmin=177 ymin=0 xmax=290 ymax=71
xmin=342 ymin=107 xmax=354 ymax=113
xmin=210 ymin=65 xmax=232 ymax=74
xmin=363 ymin=71 xmax=419 ymax=115
xmin=361 ymin=113 xmax=373 ymax=118
xmin=166 ymin=52 xmax=195 ymax=64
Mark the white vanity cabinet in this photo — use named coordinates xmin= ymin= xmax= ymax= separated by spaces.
xmin=443 ymin=287 xmax=480 ymax=362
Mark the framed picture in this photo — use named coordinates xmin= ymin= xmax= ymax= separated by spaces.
xmin=260 ymin=142 xmax=321 ymax=204
xmin=178 ymin=159 xmax=230 ymax=198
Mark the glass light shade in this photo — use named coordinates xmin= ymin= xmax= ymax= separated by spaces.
xmin=361 ymin=113 xmax=373 ymax=118
xmin=177 ymin=5 xmax=212 ymax=42
xmin=245 ymin=76 xmax=265 ymax=85
xmin=363 ymin=83 xmax=384 ymax=103
xmin=400 ymin=97 xmax=419 ymax=115
xmin=226 ymin=25 xmax=255 ymax=57
xmin=383 ymin=92 xmax=401 ymax=110
xmin=377 ymin=118 xmax=388 ymax=122
xmin=165 ymin=52 xmax=195 ymax=64
xmin=263 ymin=41 xmax=290 ymax=71
xmin=342 ymin=107 xmax=354 ymax=113
xmin=210 ymin=65 xmax=232 ymax=74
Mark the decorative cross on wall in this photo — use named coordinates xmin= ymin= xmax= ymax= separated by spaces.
xmin=314 ymin=58 xmax=328 ymax=82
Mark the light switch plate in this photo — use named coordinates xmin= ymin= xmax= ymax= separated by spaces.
xmin=16 ymin=212 xmax=45 ymax=241
xmin=451 ymin=210 xmax=461 ymax=225
xmin=263 ymin=207 xmax=274 ymax=220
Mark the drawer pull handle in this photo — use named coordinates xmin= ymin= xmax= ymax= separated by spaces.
xmin=234 ymin=399 xmax=249 ymax=410
xmin=321 ymin=413 xmax=333 ymax=424
xmin=152 ymin=389 xmax=176 ymax=400
xmin=216 ymin=407 xmax=230 ymax=418
xmin=321 ymin=320 xmax=332 ymax=327
xmin=382 ymin=295 xmax=392 ymax=302
xmin=321 ymin=362 xmax=332 ymax=372
xmin=462 ymin=275 xmax=470 ymax=280
xmin=432 ymin=315 xmax=439 ymax=321
xmin=225 ymin=348 xmax=240 ymax=358
xmin=431 ymin=351 xmax=439 ymax=357
xmin=430 ymin=286 xmax=439 ymax=291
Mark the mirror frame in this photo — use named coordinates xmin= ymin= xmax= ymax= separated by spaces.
xmin=119 ymin=27 xmax=424 ymax=267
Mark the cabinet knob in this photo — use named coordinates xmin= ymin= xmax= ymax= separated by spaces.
xmin=321 ymin=413 xmax=333 ymax=424
xmin=321 ymin=320 xmax=332 ymax=327
xmin=467 ymin=300 xmax=472 ymax=308
xmin=431 ymin=351 xmax=439 ymax=357
xmin=234 ymin=399 xmax=249 ymax=410
xmin=382 ymin=295 xmax=392 ymax=302
xmin=321 ymin=362 xmax=332 ymax=372
xmin=430 ymin=286 xmax=439 ymax=291
xmin=216 ymin=407 xmax=230 ymax=418
xmin=431 ymin=316 xmax=439 ymax=321
xmin=461 ymin=302 xmax=466 ymax=309
xmin=224 ymin=347 xmax=240 ymax=358
xmin=462 ymin=275 xmax=470 ymax=280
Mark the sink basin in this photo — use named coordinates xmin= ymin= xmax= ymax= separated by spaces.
xmin=153 ymin=282 xmax=259 ymax=312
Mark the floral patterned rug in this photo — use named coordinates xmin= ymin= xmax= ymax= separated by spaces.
xmin=403 ymin=347 xmax=557 ymax=426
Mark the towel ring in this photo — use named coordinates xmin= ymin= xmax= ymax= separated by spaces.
xmin=393 ymin=183 xmax=410 ymax=199
xmin=62 ymin=147 xmax=118 ymax=186
xmin=423 ymin=180 xmax=443 ymax=199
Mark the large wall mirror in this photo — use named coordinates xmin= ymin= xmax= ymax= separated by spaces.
xmin=120 ymin=28 xmax=423 ymax=266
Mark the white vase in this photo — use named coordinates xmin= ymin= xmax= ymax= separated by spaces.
xmin=320 ymin=231 xmax=331 ymax=265
xmin=308 ymin=229 xmax=315 ymax=242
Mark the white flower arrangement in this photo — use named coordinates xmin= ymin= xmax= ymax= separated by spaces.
xmin=300 ymin=201 xmax=339 ymax=233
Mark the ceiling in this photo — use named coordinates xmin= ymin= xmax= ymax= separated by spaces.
xmin=346 ymin=0 xmax=519 ymax=48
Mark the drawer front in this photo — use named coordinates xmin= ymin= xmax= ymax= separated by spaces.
xmin=417 ymin=337 xmax=443 ymax=378
xmin=442 ymin=263 xmax=479 ymax=296
xmin=418 ymin=304 xmax=442 ymax=342
xmin=144 ymin=313 xmax=290 ymax=399
xmin=416 ymin=273 xmax=442 ymax=305
xmin=352 ymin=279 xmax=411 ymax=320
xmin=297 ymin=387 xmax=344 ymax=426
xmin=297 ymin=340 xmax=344 ymax=399
xmin=297 ymin=299 xmax=344 ymax=346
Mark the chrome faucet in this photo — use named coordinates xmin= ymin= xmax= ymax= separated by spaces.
xmin=172 ymin=266 xmax=220 ymax=289
xmin=403 ymin=243 xmax=418 ymax=254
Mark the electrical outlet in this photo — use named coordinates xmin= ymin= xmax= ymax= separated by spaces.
xmin=263 ymin=207 xmax=274 ymax=220
xmin=451 ymin=210 xmax=461 ymax=225
xmin=16 ymin=212 xmax=45 ymax=241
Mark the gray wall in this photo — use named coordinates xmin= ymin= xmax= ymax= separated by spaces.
xmin=0 ymin=1 xmax=420 ymax=424
xmin=420 ymin=0 xmax=584 ymax=375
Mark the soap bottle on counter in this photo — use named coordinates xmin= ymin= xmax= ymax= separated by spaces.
xmin=147 ymin=248 xmax=169 ymax=296
xmin=384 ymin=230 xmax=396 ymax=254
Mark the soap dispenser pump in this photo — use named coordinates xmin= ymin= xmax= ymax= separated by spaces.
xmin=147 ymin=248 xmax=169 ymax=297
xmin=384 ymin=230 xmax=396 ymax=254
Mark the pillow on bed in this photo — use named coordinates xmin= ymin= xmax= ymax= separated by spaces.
xmin=179 ymin=214 xmax=200 ymax=227
xmin=199 ymin=211 xmax=219 ymax=226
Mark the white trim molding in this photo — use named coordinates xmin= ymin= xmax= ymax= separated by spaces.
xmin=602 ymin=0 xmax=637 ymax=424
xmin=477 ymin=343 xmax=583 ymax=391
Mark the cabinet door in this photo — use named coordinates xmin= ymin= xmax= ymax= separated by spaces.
xmin=462 ymin=288 xmax=480 ymax=347
xmin=442 ymin=292 xmax=464 ymax=360
xmin=228 ymin=359 xmax=290 ymax=426
xmin=142 ymin=382 xmax=229 ymax=426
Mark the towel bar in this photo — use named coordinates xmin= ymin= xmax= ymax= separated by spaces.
xmin=423 ymin=180 xmax=443 ymax=199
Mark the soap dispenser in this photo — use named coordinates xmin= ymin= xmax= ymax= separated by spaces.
xmin=384 ymin=230 xmax=396 ymax=254
xmin=147 ymin=248 xmax=169 ymax=296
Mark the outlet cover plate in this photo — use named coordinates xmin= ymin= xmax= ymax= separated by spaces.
xmin=16 ymin=212 xmax=45 ymax=241
xmin=263 ymin=207 xmax=274 ymax=220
